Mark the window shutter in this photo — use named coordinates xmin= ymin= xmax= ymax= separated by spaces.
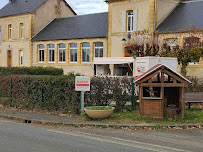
xmin=133 ymin=9 xmax=138 ymax=32
xmin=122 ymin=11 xmax=126 ymax=33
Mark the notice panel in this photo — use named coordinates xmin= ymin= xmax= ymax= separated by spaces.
xmin=75 ymin=76 xmax=90 ymax=91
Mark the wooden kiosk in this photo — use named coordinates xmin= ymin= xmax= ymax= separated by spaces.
xmin=134 ymin=64 xmax=191 ymax=118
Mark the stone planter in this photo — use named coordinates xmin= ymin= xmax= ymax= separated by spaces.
xmin=84 ymin=106 xmax=114 ymax=119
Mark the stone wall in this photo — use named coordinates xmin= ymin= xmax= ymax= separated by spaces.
xmin=32 ymin=0 xmax=75 ymax=37
xmin=0 ymin=14 xmax=31 ymax=67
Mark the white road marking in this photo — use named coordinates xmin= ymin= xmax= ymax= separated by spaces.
xmin=47 ymin=129 xmax=191 ymax=152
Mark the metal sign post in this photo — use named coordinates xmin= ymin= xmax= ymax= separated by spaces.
xmin=80 ymin=91 xmax=85 ymax=111
xmin=75 ymin=76 xmax=90 ymax=113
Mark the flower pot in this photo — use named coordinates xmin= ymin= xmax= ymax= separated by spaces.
xmin=84 ymin=106 xmax=114 ymax=119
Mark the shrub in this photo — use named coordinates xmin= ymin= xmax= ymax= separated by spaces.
xmin=0 ymin=76 xmax=133 ymax=113
xmin=0 ymin=67 xmax=64 ymax=76
xmin=186 ymin=77 xmax=203 ymax=92
xmin=85 ymin=106 xmax=113 ymax=110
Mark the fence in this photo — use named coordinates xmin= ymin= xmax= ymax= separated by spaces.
xmin=0 ymin=75 xmax=137 ymax=114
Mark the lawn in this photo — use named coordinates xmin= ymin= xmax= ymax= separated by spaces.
xmin=84 ymin=106 xmax=203 ymax=125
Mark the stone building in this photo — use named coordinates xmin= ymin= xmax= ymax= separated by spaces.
xmin=0 ymin=0 xmax=202 ymax=77
xmin=0 ymin=0 xmax=76 ymax=67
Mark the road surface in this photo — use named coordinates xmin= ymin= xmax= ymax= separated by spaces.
xmin=0 ymin=119 xmax=202 ymax=152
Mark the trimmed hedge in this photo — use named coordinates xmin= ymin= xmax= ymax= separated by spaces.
xmin=0 ymin=67 xmax=64 ymax=76
xmin=0 ymin=76 xmax=133 ymax=114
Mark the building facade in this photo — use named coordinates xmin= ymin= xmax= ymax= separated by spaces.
xmin=0 ymin=0 xmax=202 ymax=77
xmin=0 ymin=0 xmax=76 ymax=67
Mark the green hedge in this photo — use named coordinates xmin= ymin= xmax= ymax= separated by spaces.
xmin=0 ymin=76 xmax=133 ymax=114
xmin=0 ymin=67 xmax=64 ymax=76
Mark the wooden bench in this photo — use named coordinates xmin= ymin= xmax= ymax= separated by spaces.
xmin=185 ymin=101 xmax=203 ymax=110
xmin=185 ymin=92 xmax=203 ymax=110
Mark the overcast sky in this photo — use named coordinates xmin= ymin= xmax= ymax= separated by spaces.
xmin=0 ymin=0 xmax=108 ymax=15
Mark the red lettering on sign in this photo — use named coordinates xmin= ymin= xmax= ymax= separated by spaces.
xmin=76 ymin=84 xmax=90 ymax=86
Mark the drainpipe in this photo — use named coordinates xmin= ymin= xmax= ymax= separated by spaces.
xmin=154 ymin=0 xmax=157 ymax=31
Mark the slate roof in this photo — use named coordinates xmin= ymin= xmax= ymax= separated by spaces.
xmin=0 ymin=0 xmax=76 ymax=18
xmin=32 ymin=12 xmax=108 ymax=41
xmin=0 ymin=0 xmax=47 ymax=18
xmin=156 ymin=1 xmax=203 ymax=33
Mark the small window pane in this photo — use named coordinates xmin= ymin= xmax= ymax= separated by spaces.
xmin=70 ymin=43 xmax=77 ymax=48
xmin=63 ymin=50 xmax=65 ymax=61
xmin=100 ymin=49 xmax=103 ymax=57
xmin=95 ymin=42 xmax=103 ymax=47
xmin=82 ymin=42 xmax=90 ymax=47
xmin=39 ymin=44 xmax=44 ymax=49
xmin=70 ymin=49 xmax=77 ymax=62
xmin=42 ymin=50 xmax=44 ymax=61
xmin=49 ymin=44 xmax=54 ymax=48
xmin=59 ymin=43 xmax=66 ymax=48
xmin=95 ymin=49 xmax=100 ymax=57
xmin=82 ymin=49 xmax=90 ymax=62
xmin=128 ymin=10 xmax=133 ymax=15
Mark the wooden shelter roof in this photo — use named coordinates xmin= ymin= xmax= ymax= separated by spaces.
xmin=134 ymin=64 xmax=192 ymax=84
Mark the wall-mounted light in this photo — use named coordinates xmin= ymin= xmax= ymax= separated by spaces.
xmin=122 ymin=37 xmax=127 ymax=45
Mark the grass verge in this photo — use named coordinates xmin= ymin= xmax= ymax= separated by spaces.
xmin=83 ymin=106 xmax=203 ymax=125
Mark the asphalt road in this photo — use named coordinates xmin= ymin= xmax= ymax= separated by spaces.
xmin=0 ymin=119 xmax=202 ymax=152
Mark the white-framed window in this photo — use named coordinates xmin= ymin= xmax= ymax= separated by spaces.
xmin=0 ymin=26 xmax=1 ymax=45
xmin=48 ymin=44 xmax=55 ymax=62
xmin=127 ymin=10 xmax=133 ymax=32
xmin=19 ymin=50 xmax=23 ymax=66
xmin=165 ymin=38 xmax=178 ymax=50
xmin=38 ymin=44 xmax=45 ymax=62
xmin=122 ymin=9 xmax=137 ymax=33
xmin=70 ymin=43 xmax=77 ymax=63
xmin=20 ymin=23 xmax=24 ymax=39
xmin=8 ymin=24 xmax=12 ymax=40
xmin=81 ymin=42 xmax=90 ymax=62
xmin=94 ymin=42 xmax=103 ymax=57
xmin=59 ymin=43 xmax=66 ymax=62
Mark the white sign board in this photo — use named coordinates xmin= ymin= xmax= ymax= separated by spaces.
xmin=136 ymin=61 xmax=147 ymax=75
xmin=75 ymin=76 xmax=90 ymax=91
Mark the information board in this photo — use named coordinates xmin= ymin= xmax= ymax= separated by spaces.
xmin=136 ymin=61 xmax=147 ymax=75
xmin=75 ymin=76 xmax=90 ymax=92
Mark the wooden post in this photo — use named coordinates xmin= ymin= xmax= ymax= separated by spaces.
xmin=161 ymin=71 xmax=164 ymax=83
xmin=179 ymin=87 xmax=182 ymax=112
xmin=139 ymin=86 xmax=143 ymax=116
xmin=182 ymin=87 xmax=185 ymax=118
xmin=179 ymin=87 xmax=185 ymax=118
xmin=161 ymin=86 xmax=164 ymax=117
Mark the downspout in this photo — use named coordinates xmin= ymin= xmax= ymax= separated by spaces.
xmin=154 ymin=0 xmax=156 ymax=31
xmin=153 ymin=0 xmax=157 ymax=45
